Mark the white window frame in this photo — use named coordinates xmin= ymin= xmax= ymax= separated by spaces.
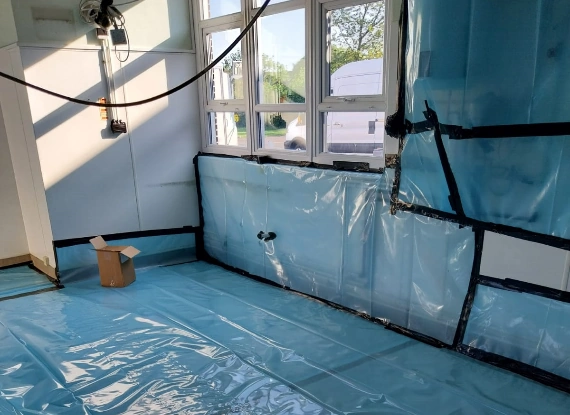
xmin=192 ymin=0 xmax=401 ymax=166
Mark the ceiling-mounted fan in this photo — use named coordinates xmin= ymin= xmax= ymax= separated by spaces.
xmin=79 ymin=0 xmax=124 ymax=29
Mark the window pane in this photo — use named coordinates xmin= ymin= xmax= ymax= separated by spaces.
xmin=208 ymin=112 xmax=247 ymax=147
xmin=258 ymin=9 xmax=305 ymax=104
xmin=202 ymin=0 xmax=241 ymax=19
xmin=206 ymin=29 xmax=244 ymax=100
xmin=323 ymin=112 xmax=385 ymax=155
xmin=328 ymin=1 xmax=385 ymax=97
xmin=259 ymin=112 xmax=306 ymax=151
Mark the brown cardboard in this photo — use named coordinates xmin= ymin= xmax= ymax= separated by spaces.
xmin=89 ymin=237 xmax=140 ymax=288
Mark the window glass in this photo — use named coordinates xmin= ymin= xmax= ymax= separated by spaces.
xmin=258 ymin=9 xmax=306 ymax=104
xmin=323 ymin=112 xmax=385 ymax=155
xmin=255 ymin=0 xmax=290 ymax=6
xmin=328 ymin=1 xmax=385 ymax=97
xmin=208 ymin=112 xmax=247 ymax=147
xmin=203 ymin=0 xmax=241 ymax=19
xmin=206 ymin=29 xmax=244 ymax=100
xmin=259 ymin=112 xmax=306 ymax=151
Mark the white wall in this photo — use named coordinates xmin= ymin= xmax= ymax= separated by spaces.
xmin=11 ymin=0 xmax=193 ymax=51
xmin=11 ymin=0 xmax=201 ymax=240
xmin=0 ymin=104 xmax=29 ymax=260
xmin=0 ymin=0 xmax=18 ymax=47
xmin=481 ymin=232 xmax=570 ymax=291
xmin=0 ymin=46 xmax=56 ymax=267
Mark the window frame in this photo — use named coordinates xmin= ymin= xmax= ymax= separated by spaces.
xmin=192 ymin=0 xmax=401 ymax=166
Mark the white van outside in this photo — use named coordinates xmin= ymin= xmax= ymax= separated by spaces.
xmin=284 ymin=59 xmax=385 ymax=155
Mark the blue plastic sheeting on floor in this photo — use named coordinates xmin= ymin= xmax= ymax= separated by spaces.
xmin=0 ymin=265 xmax=54 ymax=300
xmin=0 ymin=263 xmax=568 ymax=414
xmin=464 ymin=285 xmax=570 ymax=380
xmin=56 ymin=233 xmax=197 ymax=283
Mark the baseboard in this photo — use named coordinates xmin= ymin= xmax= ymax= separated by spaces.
xmin=0 ymin=254 xmax=32 ymax=269
xmin=31 ymin=255 xmax=58 ymax=280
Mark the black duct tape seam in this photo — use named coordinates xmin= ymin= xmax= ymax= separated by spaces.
xmin=478 ymin=274 xmax=570 ymax=304
xmin=386 ymin=0 xmax=409 ymax=215
xmin=406 ymin=120 xmax=570 ymax=139
xmin=0 ymin=286 xmax=62 ymax=303
xmin=195 ymin=152 xmax=570 ymax=393
xmin=200 ymin=249 xmax=448 ymax=349
xmin=457 ymin=344 xmax=570 ymax=394
xmin=53 ymin=227 xmax=200 ymax=249
xmin=394 ymin=201 xmax=570 ymax=251
xmin=423 ymin=102 xmax=465 ymax=217
xmin=453 ymin=229 xmax=485 ymax=348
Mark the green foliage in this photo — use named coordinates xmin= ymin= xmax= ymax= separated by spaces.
xmin=261 ymin=54 xmax=305 ymax=104
xmin=270 ymin=113 xmax=286 ymax=128
xmin=330 ymin=2 xmax=384 ymax=73
xmin=222 ymin=49 xmax=242 ymax=73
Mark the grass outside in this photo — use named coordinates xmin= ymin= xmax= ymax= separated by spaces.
xmin=238 ymin=126 xmax=286 ymax=138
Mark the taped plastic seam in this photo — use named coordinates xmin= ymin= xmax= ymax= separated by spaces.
xmin=464 ymin=285 xmax=570 ymax=381
xmin=401 ymin=0 xmax=570 ymax=238
xmin=198 ymin=156 xmax=475 ymax=345
xmin=56 ymin=234 xmax=197 ymax=281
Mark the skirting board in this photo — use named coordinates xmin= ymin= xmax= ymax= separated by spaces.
xmin=31 ymin=255 xmax=57 ymax=280
xmin=0 ymin=254 xmax=32 ymax=269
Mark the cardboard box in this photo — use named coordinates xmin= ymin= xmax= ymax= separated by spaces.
xmin=89 ymin=236 xmax=140 ymax=287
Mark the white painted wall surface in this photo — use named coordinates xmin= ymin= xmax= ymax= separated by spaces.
xmin=117 ymin=51 xmax=201 ymax=230
xmin=481 ymin=231 xmax=570 ymax=291
xmin=0 ymin=104 xmax=29 ymax=260
xmin=11 ymin=0 xmax=192 ymax=51
xmin=0 ymin=46 xmax=56 ymax=266
xmin=0 ymin=0 xmax=18 ymax=47
xmin=20 ymin=47 xmax=141 ymax=240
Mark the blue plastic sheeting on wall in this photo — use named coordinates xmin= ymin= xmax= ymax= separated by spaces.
xmin=0 ymin=265 xmax=54 ymax=299
xmin=199 ymin=156 xmax=474 ymax=344
xmin=464 ymin=285 xmax=570 ymax=380
xmin=56 ymin=233 xmax=196 ymax=281
xmin=399 ymin=132 xmax=570 ymax=238
xmin=0 ymin=262 xmax=568 ymax=414
xmin=405 ymin=0 xmax=570 ymax=126
xmin=401 ymin=0 xmax=570 ymax=238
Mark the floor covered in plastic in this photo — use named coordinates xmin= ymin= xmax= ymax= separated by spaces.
xmin=0 ymin=262 xmax=568 ymax=415
xmin=0 ymin=265 xmax=56 ymax=300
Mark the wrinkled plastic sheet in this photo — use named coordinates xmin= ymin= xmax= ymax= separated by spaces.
xmin=464 ymin=285 xmax=570 ymax=380
xmin=0 ymin=261 xmax=568 ymax=414
xmin=56 ymin=233 xmax=196 ymax=282
xmin=0 ymin=265 xmax=54 ymax=300
xmin=199 ymin=156 xmax=475 ymax=345
xmin=401 ymin=0 xmax=570 ymax=238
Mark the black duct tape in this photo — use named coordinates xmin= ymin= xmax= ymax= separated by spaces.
xmin=423 ymin=102 xmax=465 ymax=217
xmin=394 ymin=201 xmax=570 ymax=251
xmin=453 ymin=229 xmax=485 ymax=348
xmin=406 ymin=120 xmax=570 ymax=139
xmin=384 ymin=0 xmax=409 ymax=140
xmin=457 ymin=344 xmax=570 ymax=394
xmin=193 ymin=154 xmax=207 ymax=261
xmin=478 ymin=275 xmax=570 ymax=304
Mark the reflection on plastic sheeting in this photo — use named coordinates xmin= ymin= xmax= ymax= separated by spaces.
xmin=0 ymin=263 xmax=568 ymax=414
xmin=401 ymin=0 xmax=570 ymax=238
xmin=464 ymin=285 xmax=570 ymax=380
xmin=199 ymin=156 xmax=474 ymax=344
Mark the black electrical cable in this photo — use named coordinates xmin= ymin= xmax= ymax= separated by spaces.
xmin=0 ymin=0 xmax=271 ymax=108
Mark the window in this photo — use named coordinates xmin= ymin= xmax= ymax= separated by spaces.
xmin=193 ymin=0 xmax=401 ymax=165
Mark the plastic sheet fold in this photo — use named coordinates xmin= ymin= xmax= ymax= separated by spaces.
xmin=464 ymin=285 xmax=570 ymax=380
xmin=401 ymin=0 xmax=570 ymax=238
xmin=199 ymin=156 xmax=474 ymax=344
xmin=0 ymin=262 xmax=568 ymax=414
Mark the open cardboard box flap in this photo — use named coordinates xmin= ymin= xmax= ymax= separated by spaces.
xmin=89 ymin=236 xmax=140 ymax=287
xmin=89 ymin=236 xmax=141 ymax=258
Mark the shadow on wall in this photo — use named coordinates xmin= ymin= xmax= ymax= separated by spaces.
xmin=19 ymin=0 xmax=202 ymax=239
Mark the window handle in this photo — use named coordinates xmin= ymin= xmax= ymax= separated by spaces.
xmin=335 ymin=97 xmax=356 ymax=102
xmin=257 ymin=231 xmax=277 ymax=242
